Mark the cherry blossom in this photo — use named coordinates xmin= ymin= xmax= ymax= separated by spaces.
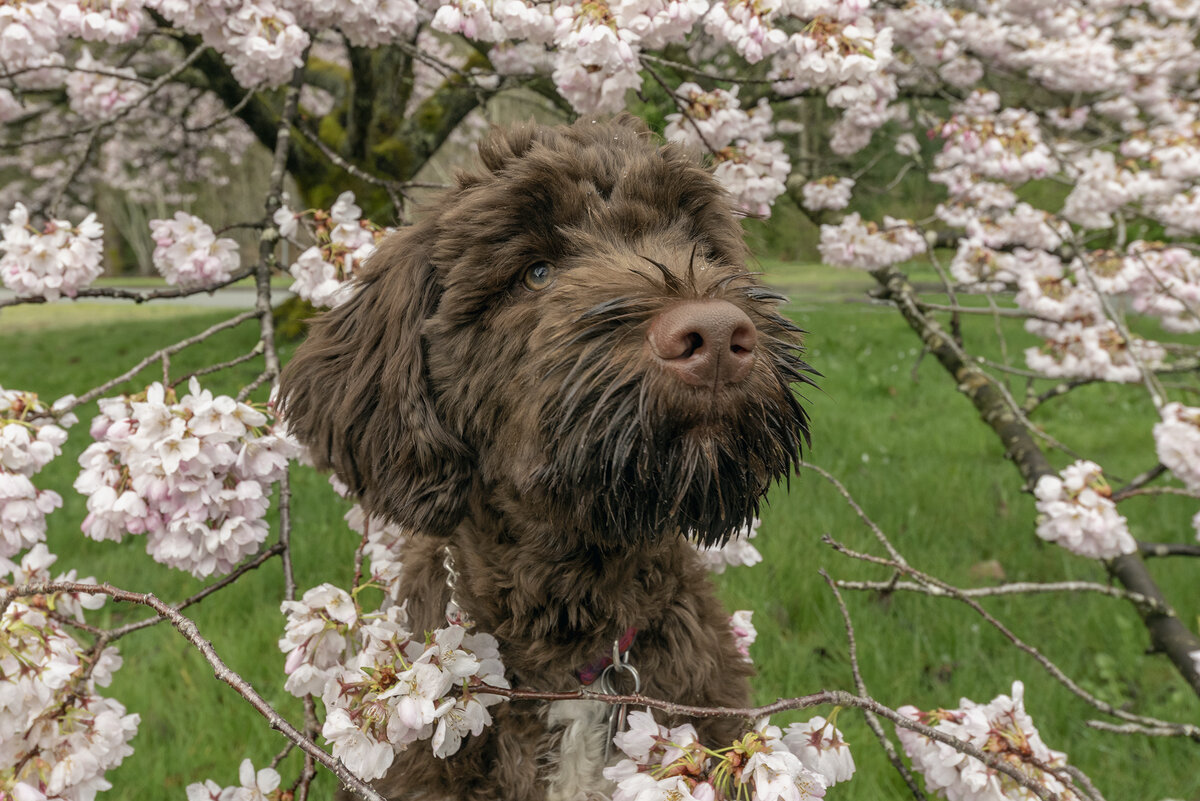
xmin=896 ymin=682 xmax=1080 ymax=801
xmin=801 ymin=176 xmax=855 ymax=212
xmin=550 ymin=4 xmax=643 ymax=114
xmin=1 ymin=388 xmax=76 ymax=558
xmin=782 ymin=716 xmax=856 ymax=786
xmin=318 ymin=608 xmax=508 ymax=779
xmin=59 ymin=0 xmax=144 ymax=44
xmin=75 ymin=380 xmax=297 ymax=578
xmin=1 ymin=547 xmax=137 ymax=801
xmin=1033 ymin=461 xmax=1136 ymax=560
xmin=65 ymin=49 xmax=143 ymax=120
xmin=1154 ymin=403 xmax=1200 ymax=494
xmin=185 ymin=758 xmax=281 ymax=801
xmin=279 ymin=582 xmax=357 ymax=698
xmin=694 ymin=517 xmax=762 ymax=573
xmin=605 ymin=712 xmax=828 ymax=801
xmin=0 ymin=203 xmax=104 ymax=302
xmin=730 ymin=609 xmax=756 ymax=662
xmin=818 ymin=213 xmax=926 ymax=271
xmin=285 ymin=191 xmax=387 ymax=308
xmin=149 ymin=212 xmax=241 ymax=289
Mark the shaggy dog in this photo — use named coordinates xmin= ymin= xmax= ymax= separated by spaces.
xmin=277 ymin=115 xmax=813 ymax=800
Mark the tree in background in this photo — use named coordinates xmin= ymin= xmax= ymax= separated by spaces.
xmin=2 ymin=2 xmax=1200 ymax=800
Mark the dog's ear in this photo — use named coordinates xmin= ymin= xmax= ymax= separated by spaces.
xmin=277 ymin=228 xmax=472 ymax=535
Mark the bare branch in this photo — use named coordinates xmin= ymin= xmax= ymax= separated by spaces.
xmin=870 ymin=264 xmax=1200 ymax=696
xmin=295 ymin=122 xmax=405 ymax=217
xmin=1112 ymin=464 xmax=1168 ymax=498
xmin=833 ymin=578 xmax=1170 ymax=614
xmin=825 ymin=535 xmax=1200 ymax=738
xmin=0 ymin=265 xmax=256 ymax=309
xmin=799 ymin=461 xmax=909 ymax=568
xmin=170 ymin=343 xmax=264 ymax=389
xmin=1137 ymin=542 xmax=1200 ymax=559
xmin=6 ymin=45 xmax=211 ymax=149
xmin=68 ymin=310 xmax=260 ymax=410
xmin=102 ymin=543 xmax=285 ymax=640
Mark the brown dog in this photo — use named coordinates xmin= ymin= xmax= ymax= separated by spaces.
xmin=277 ymin=115 xmax=813 ymax=800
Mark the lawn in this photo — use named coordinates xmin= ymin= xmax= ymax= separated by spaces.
xmin=2 ymin=271 xmax=1197 ymax=800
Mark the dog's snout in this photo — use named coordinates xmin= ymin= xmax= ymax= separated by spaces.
xmin=647 ymin=300 xmax=758 ymax=387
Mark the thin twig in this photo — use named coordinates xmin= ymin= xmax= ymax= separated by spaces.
xmin=1086 ymin=720 xmax=1196 ymax=737
xmin=823 ymin=535 xmax=1199 ymax=739
xmin=102 ymin=543 xmax=285 ymax=640
xmin=237 ymin=369 xmax=275 ymax=403
xmin=170 ymin=344 xmax=264 ymax=389
xmin=295 ymin=122 xmax=405 ymax=217
xmin=834 ymin=578 xmax=1168 ymax=614
xmin=1116 ymin=486 xmax=1200 ymax=500
xmin=0 ymin=266 xmax=255 ymax=309
xmin=4 ymin=45 xmax=211 ymax=149
xmin=821 ymin=571 xmax=927 ymax=801
xmin=68 ymin=310 xmax=260 ymax=410
xmin=916 ymin=301 xmax=1049 ymax=320
xmin=799 ymin=461 xmax=909 ymax=567
xmin=278 ymin=470 xmax=296 ymax=603
xmin=1137 ymin=542 xmax=1200 ymax=558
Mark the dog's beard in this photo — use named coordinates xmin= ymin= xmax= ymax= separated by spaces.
xmin=533 ymin=293 xmax=813 ymax=549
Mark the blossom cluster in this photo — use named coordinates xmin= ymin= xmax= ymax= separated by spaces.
xmin=65 ymin=49 xmax=143 ymax=121
xmin=186 ymin=758 xmax=281 ymax=801
xmin=316 ymin=608 xmax=507 ymax=778
xmin=75 ymin=380 xmax=296 ymax=578
xmin=1033 ymin=461 xmax=1136 ymax=560
xmin=277 ymin=191 xmax=387 ymax=308
xmin=149 ymin=212 xmax=241 ymax=289
xmin=146 ymin=0 xmax=308 ymax=89
xmin=896 ymin=681 xmax=1080 ymax=801
xmin=730 ymin=609 xmax=756 ymax=662
xmin=0 ymin=203 xmax=104 ymax=302
xmin=280 ymin=505 xmax=505 ymax=778
xmin=818 ymin=213 xmax=926 ymax=271
xmin=664 ymin=83 xmax=790 ymax=215
xmin=801 ymin=177 xmax=855 ymax=212
xmin=604 ymin=711 xmax=854 ymax=800
xmin=1155 ymin=403 xmax=1200 ymax=494
xmin=1153 ymin=403 xmax=1200 ymax=538
xmin=1 ymin=546 xmax=139 ymax=801
xmin=694 ymin=517 xmax=763 ymax=573
xmin=1 ymin=387 xmax=75 ymax=558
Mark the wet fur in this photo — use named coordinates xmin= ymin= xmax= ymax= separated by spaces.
xmin=277 ymin=116 xmax=814 ymax=800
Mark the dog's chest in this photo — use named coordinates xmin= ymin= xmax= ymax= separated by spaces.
xmin=542 ymin=699 xmax=614 ymax=801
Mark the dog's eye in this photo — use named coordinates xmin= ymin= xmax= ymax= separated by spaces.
xmin=522 ymin=262 xmax=556 ymax=291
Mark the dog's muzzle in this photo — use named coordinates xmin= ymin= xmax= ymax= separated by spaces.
xmin=647 ymin=300 xmax=758 ymax=388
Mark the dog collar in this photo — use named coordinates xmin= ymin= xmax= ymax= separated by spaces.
xmin=577 ymin=627 xmax=638 ymax=686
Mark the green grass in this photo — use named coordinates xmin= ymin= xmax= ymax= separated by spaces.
xmin=2 ymin=272 xmax=1198 ymax=800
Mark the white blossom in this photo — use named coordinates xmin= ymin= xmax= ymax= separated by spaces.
xmin=1034 ymin=461 xmax=1136 ymax=560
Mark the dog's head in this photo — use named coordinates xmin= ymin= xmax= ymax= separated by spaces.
xmin=278 ymin=115 xmax=814 ymax=551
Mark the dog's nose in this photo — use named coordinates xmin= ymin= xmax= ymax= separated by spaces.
xmin=647 ymin=300 xmax=757 ymax=387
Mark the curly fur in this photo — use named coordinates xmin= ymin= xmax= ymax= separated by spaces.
xmin=277 ymin=115 xmax=814 ymax=800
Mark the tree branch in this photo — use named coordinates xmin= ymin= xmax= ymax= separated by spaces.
xmin=870 ymin=264 xmax=1200 ymax=697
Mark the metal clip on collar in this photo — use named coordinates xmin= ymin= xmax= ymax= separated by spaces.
xmin=599 ymin=637 xmax=640 ymax=762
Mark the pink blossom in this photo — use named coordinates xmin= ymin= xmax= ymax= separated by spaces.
xmin=1034 ymin=461 xmax=1136 ymax=560
xmin=149 ymin=212 xmax=241 ymax=289
xmin=0 ymin=203 xmax=104 ymax=301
